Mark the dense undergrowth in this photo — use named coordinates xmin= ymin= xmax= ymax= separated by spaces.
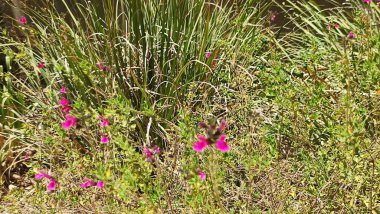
xmin=1 ymin=0 xmax=380 ymax=212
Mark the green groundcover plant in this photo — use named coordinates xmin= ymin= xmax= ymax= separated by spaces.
xmin=1 ymin=0 xmax=380 ymax=212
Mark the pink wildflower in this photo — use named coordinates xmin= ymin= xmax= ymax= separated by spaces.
xmin=61 ymin=105 xmax=72 ymax=113
xmin=99 ymin=116 xmax=110 ymax=127
xmin=37 ymin=62 xmax=45 ymax=69
xmin=80 ymin=178 xmax=96 ymax=188
xmin=35 ymin=171 xmax=56 ymax=191
xmin=153 ymin=145 xmax=160 ymax=154
xmin=144 ymin=147 xmax=153 ymax=161
xmin=59 ymin=97 xmax=70 ymax=106
xmin=96 ymin=180 xmax=105 ymax=189
xmin=101 ymin=134 xmax=109 ymax=144
xmin=196 ymin=168 xmax=206 ymax=181
xmin=215 ymin=134 xmax=230 ymax=152
xmin=96 ymin=62 xmax=104 ymax=70
xmin=35 ymin=170 xmax=51 ymax=180
xmin=62 ymin=114 xmax=77 ymax=129
xmin=334 ymin=23 xmax=340 ymax=29
xmin=17 ymin=16 xmax=27 ymax=24
xmin=193 ymin=135 xmax=209 ymax=152
xmin=96 ymin=62 xmax=110 ymax=72
xmin=60 ymin=86 xmax=67 ymax=94
xmin=363 ymin=0 xmax=372 ymax=3
xmin=347 ymin=31 xmax=356 ymax=39
xmin=193 ymin=119 xmax=230 ymax=152
xmin=47 ymin=179 xmax=57 ymax=191
xmin=205 ymin=52 xmax=212 ymax=59
xmin=270 ymin=15 xmax=276 ymax=22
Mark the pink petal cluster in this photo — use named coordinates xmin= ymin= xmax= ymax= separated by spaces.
xmin=347 ymin=31 xmax=356 ymax=39
xmin=60 ymin=86 xmax=67 ymax=94
xmin=35 ymin=170 xmax=56 ymax=191
xmin=96 ymin=62 xmax=110 ymax=72
xmin=270 ymin=15 xmax=276 ymax=22
xmin=59 ymin=97 xmax=72 ymax=113
xmin=196 ymin=168 xmax=206 ymax=181
xmin=59 ymin=97 xmax=70 ymax=106
xmin=99 ymin=116 xmax=110 ymax=127
xmin=62 ymin=114 xmax=78 ymax=129
xmin=193 ymin=119 xmax=230 ymax=153
xmin=80 ymin=178 xmax=105 ymax=189
xmin=363 ymin=0 xmax=372 ymax=3
xmin=205 ymin=52 xmax=212 ymax=59
xmin=17 ymin=16 xmax=27 ymax=24
xmin=327 ymin=22 xmax=339 ymax=29
xmin=37 ymin=62 xmax=45 ymax=69
xmin=193 ymin=135 xmax=209 ymax=152
xmin=144 ymin=146 xmax=160 ymax=161
xmin=101 ymin=134 xmax=109 ymax=144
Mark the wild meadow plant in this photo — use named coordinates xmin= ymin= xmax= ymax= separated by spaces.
xmin=1 ymin=0 xmax=270 ymax=212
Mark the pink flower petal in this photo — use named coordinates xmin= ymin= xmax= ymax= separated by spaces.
xmin=153 ymin=145 xmax=160 ymax=154
xmin=61 ymin=106 xmax=72 ymax=113
xmin=47 ymin=179 xmax=57 ymax=191
xmin=215 ymin=134 xmax=230 ymax=152
xmin=218 ymin=119 xmax=227 ymax=131
xmin=60 ymin=86 xmax=67 ymax=94
xmin=59 ymin=97 xmax=70 ymax=106
xmin=35 ymin=170 xmax=51 ymax=180
xmin=196 ymin=168 xmax=206 ymax=181
xmin=99 ymin=116 xmax=110 ymax=127
xmin=96 ymin=180 xmax=105 ymax=189
xmin=96 ymin=62 xmax=104 ymax=70
xmin=193 ymin=135 xmax=208 ymax=152
xmin=144 ymin=147 xmax=153 ymax=161
xmin=62 ymin=114 xmax=77 ymax=129
xmin=80 ymin=178 xmax=96 ymax=188
xmin=347 ymin=31 xmax=356 ymax=39
xmin=37 ymin=62 xmax=45 ymax=69
xmin=101 ymin=134 xmax=109 ymax=144
xmin=17 ymin=16 xmax=27 ymax=24
xmin=205 ymin=52 xmax=212 ymax=59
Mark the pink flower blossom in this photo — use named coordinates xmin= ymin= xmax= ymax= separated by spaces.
xmin=193 ymin=135 xmax=209 ymax=152
xmin=205 ymin=52 xmax=212 ymax=59
xmin=363 ymin=0 xmax=372 ymax=3
xmin=347 ymin=31 xmax=356 ymax=39
xmin=144 ymin=147 xmax=153 ymax=161
xmin=62 ymin=114 xmax=77 ymax=129
xmin=96 ymin=180 xmax=105 ymax=189
xmin=215 ymin=134 xmax=230 ymax=152
xmin=60 ymin=86 xmax=67 ymax=94
xmin=17 ymin=16 xmax=27 ymax=24
xmin=35 ymin=171 xmax=51 ymax=180
xmin=218 ymin=119 xmax=227 ymax=131
xmin=153 ymin=145 xmax=160 ymax=154
xmin=35 ymin=171 xmax=56 ymax=191
xmin=334 ymin=23 xmax=340 ymax=29
xmin=80 ymin=178 xmax=96 ymax=188
xmin=37 ymin=62 xmax=45 ymax=69
xmin=61 ymin=105 xmax=72 ymax=113
xmin=96 ymin=62 xmax=104 ymax=70
xmin=196 ymin=168 xmax=206 ymax=180
xmin=270 ymin=15 xmax=276 ymax=22
xmin=59 ymin=97 xmax=70 ymax=106
xmin=47 ymin=179 xmax=57 ymax=191
xmin=99 ymin=116 xmax=110 ymax=127
xmin=96 ymin=62 xmax=110 ymax=72
xmin=101 ymin=134 xmax=109 ymax=144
